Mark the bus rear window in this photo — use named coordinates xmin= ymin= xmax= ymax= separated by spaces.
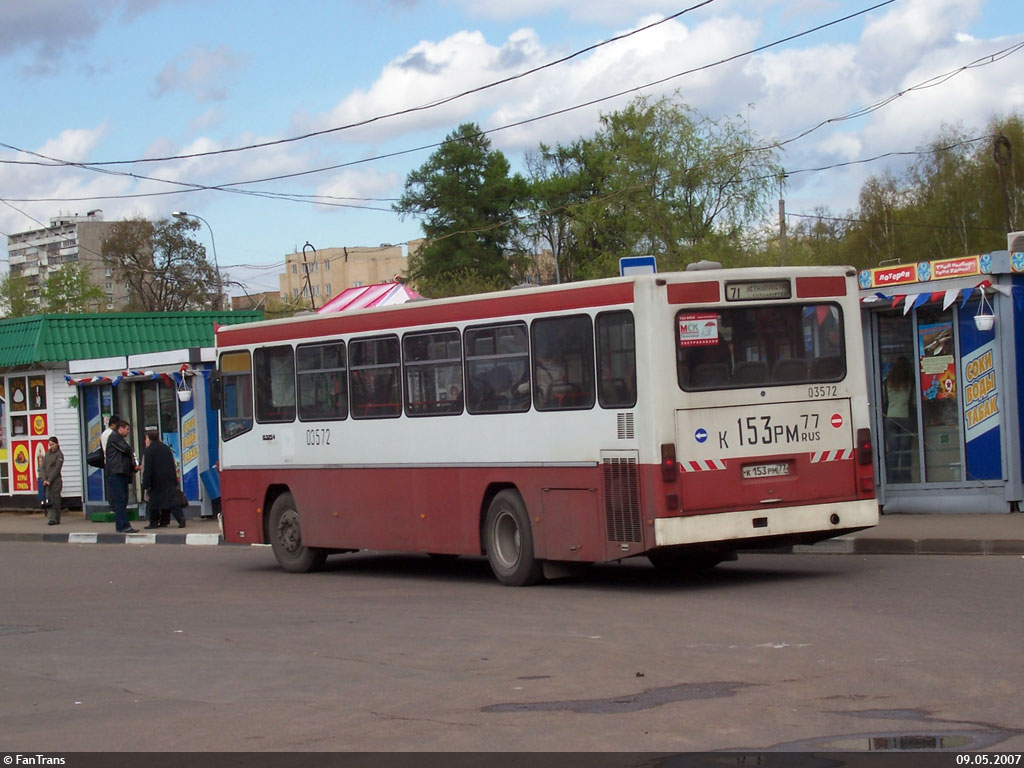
xmin=677 ymin=304 xmax=845 ymax=390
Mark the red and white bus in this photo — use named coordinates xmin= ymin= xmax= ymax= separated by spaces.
xmin=214 ymin=265 xmax=877 ymax=585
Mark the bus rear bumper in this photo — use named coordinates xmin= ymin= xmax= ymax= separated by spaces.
xmin=653 ymin=498 xmax=879 ymax=549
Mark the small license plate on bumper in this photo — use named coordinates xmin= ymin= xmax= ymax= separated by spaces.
xmin=742 ymin=462 xmax=790 ymax=479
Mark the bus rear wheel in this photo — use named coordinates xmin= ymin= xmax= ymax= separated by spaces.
xmin=484 ymin=490 xmax=543 ymax=587
xmin=268 ymin=492 xmax=327 ymax=573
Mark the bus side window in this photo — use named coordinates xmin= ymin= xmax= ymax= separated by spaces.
xmin=597 ymin=311 xmax=636 ymax=408
xmin=465 ymin=323 xmax=530 ymax=415
xmin=219 ymin=351 xmax=253 ymax=440
xmin=532 ymin=315 xmax=595 ymax=411
xmin=254 ymin=345 xmax=296 ymax=423
xmin=350 ymin=335 xmax=401 ymax=419
xmin=297 ymin=342 xmax=347 ymax=421
xmin=403 ymin=329 xmax=463 ymax=417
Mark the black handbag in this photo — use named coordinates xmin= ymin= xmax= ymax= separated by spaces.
xmin=86 ymin=447 xmax=105 ymax=469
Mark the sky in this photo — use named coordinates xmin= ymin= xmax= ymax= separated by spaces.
xmin=1 ymin=0 xmax=1022 ymax=299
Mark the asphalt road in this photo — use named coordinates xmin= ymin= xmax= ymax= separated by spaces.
xmin=2 ymin=542 xmax=1022 ymax=753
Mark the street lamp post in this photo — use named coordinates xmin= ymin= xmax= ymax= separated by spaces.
xmin=172 ymin=211 xmax=222 ymax=310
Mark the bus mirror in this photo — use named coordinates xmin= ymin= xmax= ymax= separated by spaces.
xmin=210 ymin=371 xmax=222 ymax=410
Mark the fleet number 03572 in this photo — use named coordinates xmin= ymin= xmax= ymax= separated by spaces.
xmin=956 ymin=756 xmax=1021 ymax=765
xmin=306 ymin=428 xmax=331 ymax=446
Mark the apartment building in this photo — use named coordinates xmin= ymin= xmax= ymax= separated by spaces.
xmin=6 ymin=210 xmax=127 ymax=310
xmin=279 ymin=240 xmax=422 ymax=307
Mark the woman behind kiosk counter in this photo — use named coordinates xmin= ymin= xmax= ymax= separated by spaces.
xmin=884 ymin=356 xmax=915 ymax=483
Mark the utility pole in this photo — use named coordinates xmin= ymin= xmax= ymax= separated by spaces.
xmin=994 ymin=135 xmax=1013 ymax=234
xmin=302 ymin=242 xmax=317 ymax=310
xmin=778 ymin=173 xmax=787 ymax=265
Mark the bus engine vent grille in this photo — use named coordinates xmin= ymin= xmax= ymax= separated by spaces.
xmin=616 ymin=413 xmax=635 ymax=439
xmin=602 ymin=456 xmax=642 ymax=543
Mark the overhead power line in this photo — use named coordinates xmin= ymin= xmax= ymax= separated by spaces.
xmin=0 ymin=0 xmax=904 ymax=207
xmin=0 ymin=1 xmax=719 ymax=169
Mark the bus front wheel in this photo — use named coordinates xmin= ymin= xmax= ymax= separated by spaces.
xmin=268 ymin=492 xmax=327 ymax=573
xmin=484 ymin=490 xmax=543 ymax=587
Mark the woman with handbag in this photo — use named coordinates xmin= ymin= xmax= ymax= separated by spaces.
xmin=41 ymin=436 xmax=64 ymax=525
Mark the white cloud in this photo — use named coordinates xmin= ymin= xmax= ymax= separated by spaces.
xmin=154 ymin=45 xmax=247 ymax=102
xmin=0 ymin=0 xmax=173 ymax=75
xmin=314 ymin=168 xmax=400 ymax=209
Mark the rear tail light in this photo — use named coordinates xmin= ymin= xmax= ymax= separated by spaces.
xmin=661 ymin=443 xmax=678 ymax=483
xmin=855 ymin=427 xmax=875 ymax=494
xmin=856 ymin=428 xmax=872 ymax=465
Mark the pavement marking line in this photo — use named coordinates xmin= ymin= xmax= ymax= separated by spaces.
xmin=68 ymin=533 xmax=98 ymax=544
xmin=185 ymin=533 xmax=222 ymax=546
xmin=125 ymin=533 xmax=157 ymax=544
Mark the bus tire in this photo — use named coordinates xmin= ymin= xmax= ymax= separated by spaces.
xmin=268 ymin=492 xmax=327 ymax=573
xmin=484 ymin=490 xmax=543 ymax=587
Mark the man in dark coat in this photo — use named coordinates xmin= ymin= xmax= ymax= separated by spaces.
xmin=141 ymin=430 xmax=185 ymax=528
xmin=105 ymin=419 xmax=139 ymax=533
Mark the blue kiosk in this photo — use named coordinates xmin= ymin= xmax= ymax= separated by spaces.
xmin=858 ymin=237 xmax=1024 ymax=513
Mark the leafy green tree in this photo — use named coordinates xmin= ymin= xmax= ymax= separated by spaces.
xmin=0 ymin=271 xmax=35 ymax=318
xmin=840 ymin=113 xmax=1023 ymax=268
xmin=395 ymin=123 xmax=530 ymax=297
xmin=526 ymin=95 xmax=783 ymax=279
xmin=101 ymin=216 xmax=221 ymax=311
xmin=42 ymin=264 xmax=106 ymax=314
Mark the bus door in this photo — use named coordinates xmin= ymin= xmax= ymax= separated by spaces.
xmin=673 ymin=302 xmax=858 ymax=515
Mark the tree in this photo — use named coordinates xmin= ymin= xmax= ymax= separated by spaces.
xmin=840 ymin=113 xmax=1024 ymax=269
xmin=42 ymin=264 xmax=106 ymax=314
xmin=101 ymin=217 xmax=221 ymax=312
xmin=0 ymin=271 xmax=35 ymax=318
xmin=395 ymin=123 xmax=530 ymax=297
xmin=525 ymin=95 xmax=783 ymax=279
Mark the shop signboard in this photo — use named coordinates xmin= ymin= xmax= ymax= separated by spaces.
xmin=179 ymin=397 xmax=200 ymax=500
xmin=958 ymin=307 xmax=1001 ymax=481
xmin=858 ymin=254 xmax=991 ymax=289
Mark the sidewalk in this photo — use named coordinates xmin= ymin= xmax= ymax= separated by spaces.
xmin=1 ymin=508 xmax=1022 ymax=554
xmin=0 ymin=509 xmax=225 ymax=546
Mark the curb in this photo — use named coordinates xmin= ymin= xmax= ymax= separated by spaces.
xmin=1 ymin=531 xmax=226 ymax=546
xmin=3 ymin=532 xmax=1023 ymax=554
xmin=791 ymin=537 xmax=1024 ymax=556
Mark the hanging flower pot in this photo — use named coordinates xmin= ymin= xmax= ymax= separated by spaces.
xmin=974 ymin=289 xmax=995 ymax=332
xmin=177 ymin=370 xmax=193 ymax=402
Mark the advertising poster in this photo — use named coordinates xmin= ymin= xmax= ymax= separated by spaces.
xmin=12 ymin=440 xmax=32 ymax=492
xmin=30 ymin=413 xmax=48 ymax=437
xmin=918 ymin=321 xmax=956 ymax=400
xmin=28 ymin=375 xmax=46 ymax=410
xmin=959 ymin=305 xmax=1001 ymax=481
xmin=678 ymin=313 xmax=720 ymax=347
xmin=9 ymin=377 xmax=26 ymax=412
xmin=180 ymin=405 xmax=200 ymax=500
xmin=32 ymin=439 xmax=49 ymax=485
